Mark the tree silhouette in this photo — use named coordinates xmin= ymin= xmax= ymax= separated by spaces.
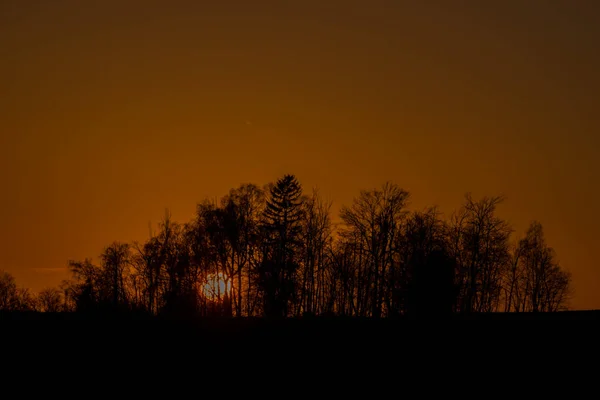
xmin=298 ymin=188 xmax=332 ymax=316
xmin=449 ymin=194 xmax=512 ymax=313
xmin=0 ymin=271 xmax=19 ymax=311
xmin=260 ymin=174 xmax=304 ymax=317
xmin=398 ymin=208 xmax=456 ymax=316
xmin=340 ymin=182 xmax=409 ymax=317
xmin=0 ymin=270 xmax=36 ymax=311
xmin=37 ymin=287 xmax=63 ymax=312
xmin=506 ymin=221 xmax=571 ymax=311
xmin=2 ymin=174 xmax=574 ymax=319
xmin=101 ymin=242 xmax=131 ymax=309
xmin=66 ymin=258 xmax=100 ymax=312
xmin=219 ymin=184 xmax=265 ymax=316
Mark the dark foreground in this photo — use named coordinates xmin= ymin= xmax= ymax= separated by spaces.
xmin=3 ymin=310 xmax=599 ymax=338
xmin=3 ymin=309 xmax=600 ymax=321
xmin=2 ymin=311 xmax=600 ymax=365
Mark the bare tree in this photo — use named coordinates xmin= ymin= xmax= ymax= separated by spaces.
xmin=507 ymin=221 xmax=571 ymax=312
xmin=395 ymin=208 xmax=456 ymax=316
xmin=0 ymin=271 xmax=36 ymax=311
xmin=448 ymin=194 xmax=512 ymax=313
xmin=100 ymin=242 xmax=131 ymax=308
xmin=298 ymin=187 xmax=332 ymax=316
xmin=37 ymin=287 xmax=63 ymax=312
xmin=0 ymin=270 xmax=19 ymax=311
xmin=132 ymin=235 xmax=163 ymax=314
xmin=218 ymin=184 xmax=265 ymax=316
xmin=340 ymin=182 xmax=409 ymax=317
xmin=66 ymin=258 xmax=101 ymax=311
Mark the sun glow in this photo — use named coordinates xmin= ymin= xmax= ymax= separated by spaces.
xmin=202 ymin=273 xmax=231 ymax=300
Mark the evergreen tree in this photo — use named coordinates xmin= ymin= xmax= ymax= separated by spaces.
xmin=260 ymin=174 xmax=304 ymax=317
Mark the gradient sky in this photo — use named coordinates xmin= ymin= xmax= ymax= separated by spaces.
xmin=1 ymin=0 xmax=598 ymax=309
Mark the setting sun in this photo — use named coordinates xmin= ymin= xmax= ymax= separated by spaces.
xmin=202 ymin=273 xmax=231 ymax=301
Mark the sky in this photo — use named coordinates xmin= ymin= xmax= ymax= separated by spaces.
xmin=1 ymin=0 xmax=598 ymax=309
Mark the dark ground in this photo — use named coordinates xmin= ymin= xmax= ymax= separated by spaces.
xmin=3 ymin=310 xmax=600 ymax=339
xmin=3 ymin=309 xmax=600 ymax=321
xmin=2 ymin=311 xmax=599 ymax=369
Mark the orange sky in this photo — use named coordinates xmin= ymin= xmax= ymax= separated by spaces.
xmin=1 ymin=0 xmax=598 ymax=309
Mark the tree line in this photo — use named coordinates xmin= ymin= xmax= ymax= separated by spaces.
xmin=0 ymin=174 xmax=572 ymax=316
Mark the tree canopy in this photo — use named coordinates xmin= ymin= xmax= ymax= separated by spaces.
xmin=0 ymin=175 xmax=572 ymax=316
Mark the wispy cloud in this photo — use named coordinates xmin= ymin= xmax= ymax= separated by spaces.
xmin=31 ymin=267 xmax=67 ymax=274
